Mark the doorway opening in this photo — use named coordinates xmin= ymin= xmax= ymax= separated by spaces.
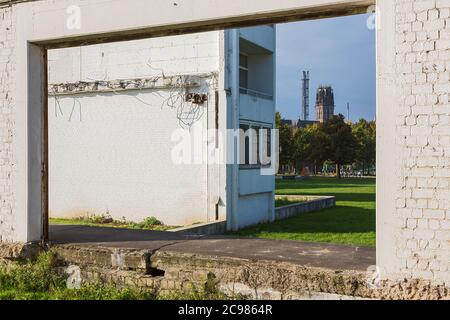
xmin=46 ymin=33 xmax=224 ymax=240
xmin=235 ymin=14 xmax=376 ymax=248
xmin=30 ymin=2 xmax=378 ymax=263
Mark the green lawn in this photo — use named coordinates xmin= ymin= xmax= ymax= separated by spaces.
xmin=232 ymin=176 xmax=376 ymax=247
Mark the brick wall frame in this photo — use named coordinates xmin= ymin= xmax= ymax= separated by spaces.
xmin=0 ymin=0 xmax=449 ymax=286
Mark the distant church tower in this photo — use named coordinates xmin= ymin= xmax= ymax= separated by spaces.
xmin=315 ymin=86 xmax=335 ymax=123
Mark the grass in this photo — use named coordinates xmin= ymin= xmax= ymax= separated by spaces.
xmin=232 ymin=176 xmax=376 ymax=247
xmin=0 ymin=252 xmax=154 ymax=300
xmin=0 ymin=252 xmax=236 ymax=300
xmin=50 ymin=215 xmax=178 ymax=231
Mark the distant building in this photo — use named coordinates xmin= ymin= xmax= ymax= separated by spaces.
xmin=315 ymin=86 xmax=335 ymax=123
xmin=280 ymin=119 xmax=319 ymax=136
xmin=280 ymin=119 xmax=297 ymax=128
xmin=280 ymin=85 xmax=335 ymax=133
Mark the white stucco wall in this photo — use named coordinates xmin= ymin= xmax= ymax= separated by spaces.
xmin=240 ymin=26 xmax=276 ymax=53
xmin=47 ymin=32 xmax=220 ymax=226
xmin=236 ymin=26 xmax=276 ymax=229
xmin=238 ymin=169 xmax=275 ymax=227
xmin=238 ymin=192 xmax=273 ymax=227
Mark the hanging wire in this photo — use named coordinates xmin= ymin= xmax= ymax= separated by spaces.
xmin=48 ymin=53 xmax=218 ymax=128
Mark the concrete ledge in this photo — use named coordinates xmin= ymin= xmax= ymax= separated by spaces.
xmin=169 ymin=220 xmax=227 ymax=236
xmin=150 ymin=250 xmax=450 ymax=300
xmin=50 ymin=245 xmax=449 ymax=300
xmin=275 ymin=175 xmax=312 ymax=180
xmin=48 ymin=243 xmax=375 ymax=299
xmin=3 ymin=233 xmax=446 ymax=300
xmin=51 ymin=244 xmax=151 ymax=272
xmin=275 ymin=195 xmax=336 ymax=220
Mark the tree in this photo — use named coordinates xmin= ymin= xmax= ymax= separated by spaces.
xmin=279 ymin=123 xmax=295 ymax=173
xmin=275 ymin=112 xmax=282 ymax=129
xmin=352 ymin=119 xmax=376 ymax=175
xmin=293 ymin=127 xmax=311 ymax=171
xmin=308 ymin=124 xmax=331 ymax=168
xmin=294 ymin=124 xmax=328 ymax=173
xmin=319 ymin=114 xmax=358 ymax=179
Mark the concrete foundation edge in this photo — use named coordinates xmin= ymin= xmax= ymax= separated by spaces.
xmin=40 ymin=244 xmax=450 ymax=300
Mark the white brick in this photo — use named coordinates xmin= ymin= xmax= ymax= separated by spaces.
xmin=414 ymin=228 xmax=435 ymax=240
xmin=414 ymin=1 xmax=436 ymax=12
xmin=423 ymin=209 xmax=446 ymax=219
xmin=424 ymin=19 xmax=445 ymax=31
xmin=412 ymin=188 xmax=435 ymax=198
xmin=440 ymin=220 xmax=450 ymax=229
xmin=436 ymin=0 xmax=450 ymax=9
xmin=436 ymin=39 xmax=450 ymax=49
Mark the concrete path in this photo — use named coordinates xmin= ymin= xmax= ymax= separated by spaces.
xmin=49 ymin=225 xmax=375 ymax=272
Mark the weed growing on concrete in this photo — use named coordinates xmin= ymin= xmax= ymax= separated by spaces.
xmin=129 ymin=216 xmax=163 ymax=229
xmin=50 ymin=215 xmax=176 ymax=231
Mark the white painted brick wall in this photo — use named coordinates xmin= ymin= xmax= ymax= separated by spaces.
xmin=47 ymin=32 xmax=220 ymax=226
xmin=48 ymin=87 xmax=214 ymax=226
xmin=48 ymin=32 xmax=220 ymax=83
xmin=395 ymin=0 xmax=450 ymax=285
xmin=0 ymin=6 xmax=15 ymax=242
xmin=0 ymin=0 xmax=448 ymax=288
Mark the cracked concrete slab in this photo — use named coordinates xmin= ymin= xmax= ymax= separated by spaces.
xmin=160 ymin=237 xmax=375 ymax=271
xmin=45 ymin=225 xmax=450 ymax=299
xmin=49 ymin=225 xmax=375 ymax=272
xmin=49 ymin=224 xmax=200 ymax=252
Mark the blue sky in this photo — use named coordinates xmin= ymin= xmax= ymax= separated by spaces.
xmin=275 ymin=14 xmax=376 ymax=122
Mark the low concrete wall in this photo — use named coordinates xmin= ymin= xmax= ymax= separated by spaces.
xmin=169 ymin=220 xmax=227 ymax=236
xmin=275 ymin=195 xmax=336 ymax=221
xmin=2 ymin=241 xmax=449 ymax=300
xmin=168 ymin=195 xmax=336 ymax=235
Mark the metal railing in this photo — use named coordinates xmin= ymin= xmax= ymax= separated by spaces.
xmin=239 ymin=87 xmax=273 ymax=100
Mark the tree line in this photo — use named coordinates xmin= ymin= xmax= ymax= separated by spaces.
xmin=277 ymin=112 xmax=376 ymax=179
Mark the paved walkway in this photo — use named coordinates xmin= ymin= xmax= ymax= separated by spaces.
xmin=49 ymin=224 xmax=375 ymax=272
